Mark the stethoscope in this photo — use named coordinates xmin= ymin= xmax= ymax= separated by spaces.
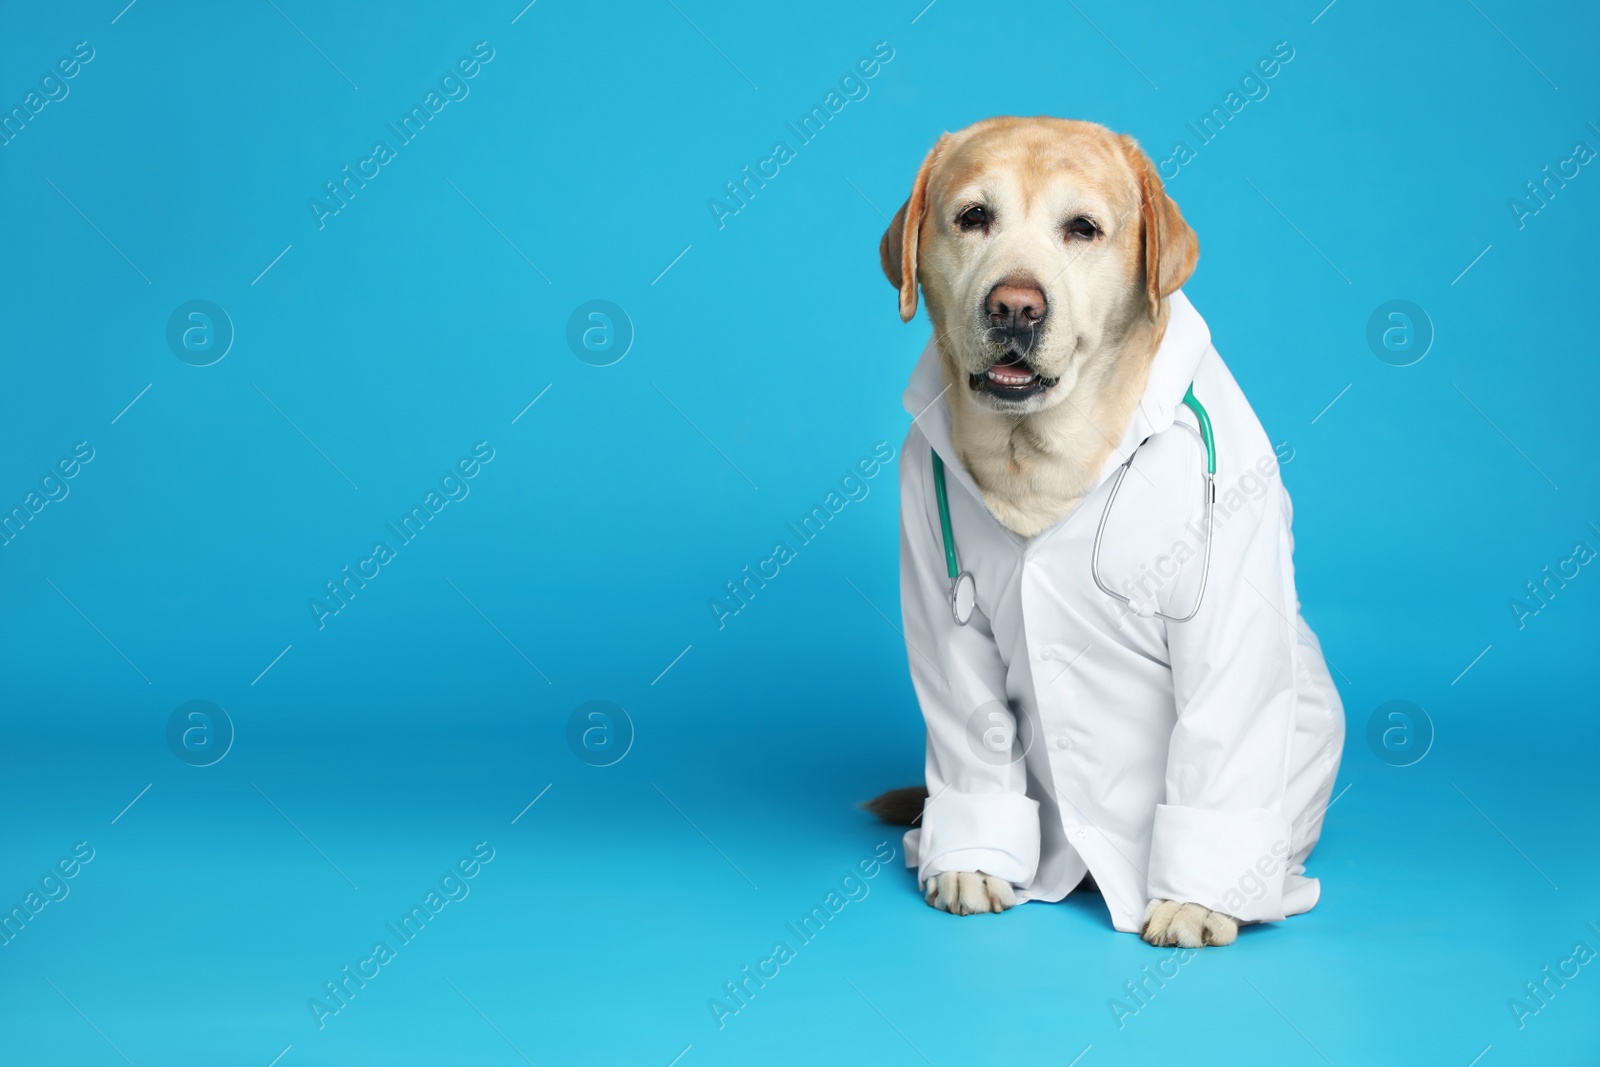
xmin=933 ymin=385 xmax=1217 ymax=626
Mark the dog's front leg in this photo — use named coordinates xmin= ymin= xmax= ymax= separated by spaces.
xmin=923 ymin=871 xmax=1017 ymax=916
xmin=1140 ymin=899 xmax=1238 ymax=947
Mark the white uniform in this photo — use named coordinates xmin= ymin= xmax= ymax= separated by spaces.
xmin=898 ymin=292 xmax=1344 ymax=933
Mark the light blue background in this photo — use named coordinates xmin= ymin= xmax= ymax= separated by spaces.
xmin=2 ymin=1 xmax=1597 ymax=1064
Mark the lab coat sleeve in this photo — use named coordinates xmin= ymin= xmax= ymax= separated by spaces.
xmin=898 ymin=441 xmax=1040 ymax=889
xmin=1151 ymin=453 xmax=1301 ymax=924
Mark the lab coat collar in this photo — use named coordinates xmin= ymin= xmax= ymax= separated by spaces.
xmin=901 ymin=291 xmax=1212 ymax=499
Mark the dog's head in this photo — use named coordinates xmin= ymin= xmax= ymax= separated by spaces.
xmin=880 ymin=117 xmax=1198 ymax=416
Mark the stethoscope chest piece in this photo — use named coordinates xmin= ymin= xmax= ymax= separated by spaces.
xmin=950 ymin=571 xmax=976 ymax=626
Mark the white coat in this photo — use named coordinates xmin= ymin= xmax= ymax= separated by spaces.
xmin=898 ymin=292 xmax=1344 ymax=932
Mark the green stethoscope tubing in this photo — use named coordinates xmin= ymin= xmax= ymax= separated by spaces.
xmin=932 ymin=385 xmax=1217 ymax=625
xmin=1181 ymin=384 xmax=1216 ymax=475
xmin=931 ymin=449 xmax=960 ymax=579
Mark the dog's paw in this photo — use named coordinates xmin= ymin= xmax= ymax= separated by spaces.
xmin=1141 ymin=899 xmax=1238 ymax=947
xmin=923 ymin=871 xmax=1017 ymax=915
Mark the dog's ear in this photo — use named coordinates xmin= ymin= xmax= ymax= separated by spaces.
xmin=1119 ymin=135 xmax=1198 ymax=320
xmin=880 ymin=134 xmax=950 ymax=323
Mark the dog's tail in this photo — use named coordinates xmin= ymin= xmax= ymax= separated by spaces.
xmin=861 ymin=785 xmax=929 ymax=826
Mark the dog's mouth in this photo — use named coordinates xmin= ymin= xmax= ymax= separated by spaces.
xmin=970 ymin=351 xmax=1059 ymax=401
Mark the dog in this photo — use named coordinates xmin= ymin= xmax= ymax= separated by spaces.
xmin=867 ymin=117 xmax=1344 ymax=948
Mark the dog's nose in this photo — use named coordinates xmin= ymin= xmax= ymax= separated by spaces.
xmin=985 ymin=279 xmax=1047 ymax=328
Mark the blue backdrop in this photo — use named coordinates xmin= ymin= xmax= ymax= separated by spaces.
xmin=3 ymin=1 xmax=1597 ymax=1064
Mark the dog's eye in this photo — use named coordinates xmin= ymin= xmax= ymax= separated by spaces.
xmin=1064 ymin=216 xmax=1100 ymax=240
xmin=956 ymin=205 xmax=990 ymax=232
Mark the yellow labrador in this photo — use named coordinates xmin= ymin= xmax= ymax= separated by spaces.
xmin=876 ymin=116 xmax=1235 ymax=948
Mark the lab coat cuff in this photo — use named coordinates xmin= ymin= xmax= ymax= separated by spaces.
xmin=914 ymin=790 xmax=1040 ymax=887
xmin=1146 ymin=804 xmax=1295 ymax=923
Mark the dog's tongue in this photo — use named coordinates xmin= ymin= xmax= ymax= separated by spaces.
xmin=987 ymin=364 xmax=1038 ymax=384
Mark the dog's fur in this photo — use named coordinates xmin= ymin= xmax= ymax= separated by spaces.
xmin=875 ymin=116 xmax=1236 ymax=947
